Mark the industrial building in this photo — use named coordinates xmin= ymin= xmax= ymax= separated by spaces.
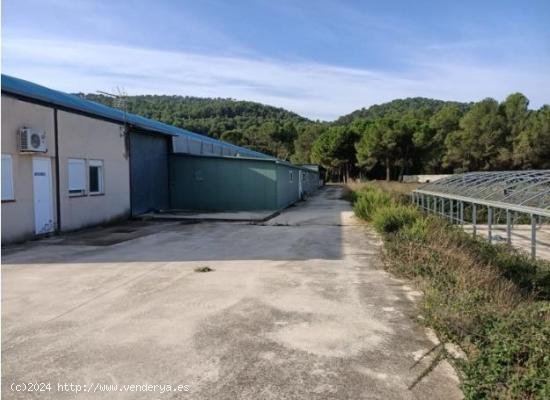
xmin=1 ymin=75 xmax=320 ymax=244
xmin=170 ymin=154 xmax=319 ymax=211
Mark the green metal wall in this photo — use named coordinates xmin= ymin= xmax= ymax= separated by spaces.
xmin=170 ymin=154 xmax=321 ymax=212
xmin=300 ymin=169 xmax=320 ymax=195
xmin=170 ymin=155 xmax=278 ymax=210
xmin=276 ymin=163 xmax=300 ymax=209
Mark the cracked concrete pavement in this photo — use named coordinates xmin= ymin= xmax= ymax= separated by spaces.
xmin=2 ymin=185 xmax=462 ymax=399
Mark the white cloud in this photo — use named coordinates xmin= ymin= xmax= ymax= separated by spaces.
xmin=3 ymin=37 xmax=549 ymax=120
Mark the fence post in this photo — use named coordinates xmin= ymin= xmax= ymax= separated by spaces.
xmin=531 ymin=214 xmax=537 ymax=259
xmin=488 ymin=207 xmax=493 ymax=244
xmin=472 ymin=203 xmax=477 ymax=237
xmin=506 ymin=210 xmax=512 ymax=245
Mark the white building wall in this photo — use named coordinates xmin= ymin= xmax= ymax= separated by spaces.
xmin=1 ymin=95 xmax=57 ymax=243
xmin=1 ymin=95 xmax=131 ymax=243
xmin=57 ymin=110 xmax=130 ymax=231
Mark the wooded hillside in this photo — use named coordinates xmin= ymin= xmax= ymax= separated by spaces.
xmin=83 ymin=93 xmax=550 ymax=181
xmin=83 ymin=94 xmax=309 ymax=160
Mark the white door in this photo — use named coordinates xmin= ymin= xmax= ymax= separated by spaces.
xmin=32 ymin=157 xmax=54 ymax=234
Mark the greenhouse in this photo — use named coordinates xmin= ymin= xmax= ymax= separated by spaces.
xmin=412 ymin=170 xmax=550 ymax=258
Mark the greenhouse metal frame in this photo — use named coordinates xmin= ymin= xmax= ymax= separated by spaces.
xmin=412 ymin=170 xmax=550 ymax=258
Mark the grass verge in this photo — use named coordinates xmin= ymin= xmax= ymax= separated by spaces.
xmin=350 ymin=183 xmax=550 ymax=399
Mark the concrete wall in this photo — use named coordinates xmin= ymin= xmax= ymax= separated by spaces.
xmin=170 ymin=155 xmax=278 ymax=210
xmin=402 ymin=174 xmax=451 ymax=183
xmin=57 ymin=110 xmax=130 ymax=231
xmin=1 ymin=95 xmax=57 ymax=243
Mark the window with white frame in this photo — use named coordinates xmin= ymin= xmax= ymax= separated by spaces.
xmin=88 ymin=160 xmax=104 ymax=194
xmin=68 ymin=158 xmax=86 ymax=195
xmin=2 ymin=154 xmax=14 ymax=201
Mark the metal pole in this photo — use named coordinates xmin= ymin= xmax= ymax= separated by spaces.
xmin=506 ymin=210 xmax=512 ymax=245
xmin=531 ymin=214 xmax=536 ymax=259
xmin=433 ymin=196 xmax=437 ymax=214
xmin=488 ymin=207 xmax=493 ymax=244
xmin=460 ymin=201 xmax=464 ymax=226
xmin=472 ymin=203 xmax=477 ymax=237
xmin=421 ymin=194 xmax=425 ymax=210
xmin=450 ymin=199 xmax=453 ymax=223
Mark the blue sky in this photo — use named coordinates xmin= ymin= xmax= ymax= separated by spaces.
xmin=3 ymin=0 xmax=550 ymax=120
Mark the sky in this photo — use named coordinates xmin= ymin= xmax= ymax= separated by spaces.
xmin=2 ymin=0 xmax=550 ymax=120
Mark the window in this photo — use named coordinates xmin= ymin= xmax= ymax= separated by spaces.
xmin=88 ymin=160 xmax=104 ymax=194
xmin=289 ymin=170 xmax=293 ymax=183
xmin=68 ymin=158 xmax=86 ymax=195
xmin=2 ymin=154 xmax=14 ymax=201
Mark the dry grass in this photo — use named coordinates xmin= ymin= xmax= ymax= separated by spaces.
xmin=347 ymin=180 xmax=421 ymax=194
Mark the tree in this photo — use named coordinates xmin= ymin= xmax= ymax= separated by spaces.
xmin=220 ymin=130 xmax=247 ymax=147
xmin=513 ymin=105 xmax=550 ymax=168
xmin=443 ymin=98 xmax=507 ymax=172
xmin=424 ymin=104 xmax=463 ymax=172
xmin=311 ymin=126 xmax=359 ymax=182
xmin=355 ymin=115 xmax=418 ymax=181
xmin=272 ymin=121 xmax=298 ymax=159
xmin=500 ymin=93 xmax=530 ymax=167
xmin=398 ymin=111 xmax=428 ymax=178
xmin=502 ymin=93 xmax=530 ymax=138
xmin=291 ymin=124 xmax=327 ymax=164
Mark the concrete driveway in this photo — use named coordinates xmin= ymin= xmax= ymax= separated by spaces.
xmin=2 ymin=186 xmax=461 ymax=399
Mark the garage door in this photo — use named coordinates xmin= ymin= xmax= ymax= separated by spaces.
xmin=129 ymin=132 xmax=170 ymax=215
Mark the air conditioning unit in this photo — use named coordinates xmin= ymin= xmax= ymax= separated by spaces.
xmin=18 ymin=128 xmax=47 ymax=153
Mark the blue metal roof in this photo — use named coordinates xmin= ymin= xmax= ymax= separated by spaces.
xmin=1 ymin=74 xmax=273 ymax=160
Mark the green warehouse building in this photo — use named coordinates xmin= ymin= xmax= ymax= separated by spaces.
xmin=170 ymin=146 xmax=321 ymax=211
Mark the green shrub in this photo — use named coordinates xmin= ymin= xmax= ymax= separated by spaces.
xmin=352 ymin=187 xmax=394 ymax=221
xmin=399 ymin=215 xmax=432 ymax=242
xmin=372 ymin=205 xmax=420 ymax=234
xmin=462 ymin=303 xmax=550 ymax=399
